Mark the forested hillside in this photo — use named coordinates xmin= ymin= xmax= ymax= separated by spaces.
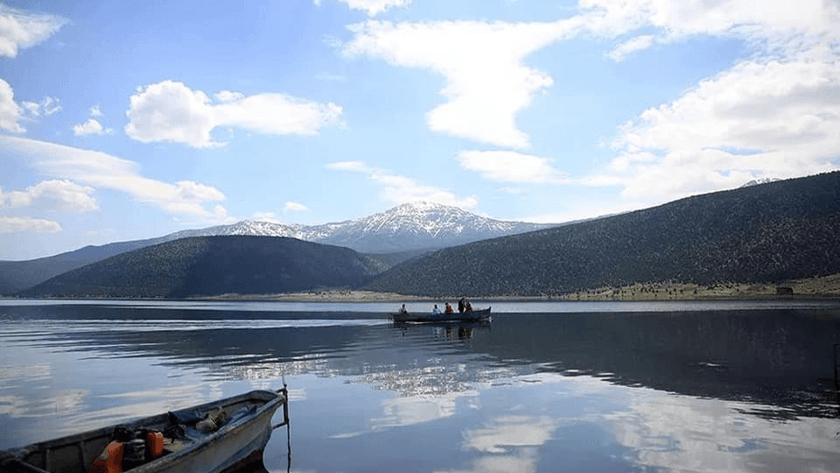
xmin=362 ymin=172 xmax=840 ymax=296
xmin=20 ymin=236 xmax=386 ymax=298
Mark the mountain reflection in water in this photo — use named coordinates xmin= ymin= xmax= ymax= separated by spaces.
xmin=1 ymin=301 xmax=839 ymax=472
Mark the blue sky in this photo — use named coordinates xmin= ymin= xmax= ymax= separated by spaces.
xmin=1 ymin=0 xmax=839 ymax=260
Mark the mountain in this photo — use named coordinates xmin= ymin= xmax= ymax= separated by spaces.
xmin=741 ymin=177 xmax=782 ymax=187
xmin=0 ymin=202 xmax=552 ymax=295
xmin=314 ymin=201 xmax=552 ymax=253
xmin=20 ymin=236 xmax=385 ymax=298
xmin=362 ymin=172 xmax=840 ymax=297
xmin=0 ymin=240 xmax=157 ymax=295
xmin=165 ymin=201 xmax=552 ymax=253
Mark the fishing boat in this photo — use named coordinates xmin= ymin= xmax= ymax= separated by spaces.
xmin=0 ymin=388 xmax=289 ymax=473
xmin=392 ymin=307 xmax=491 ymax=323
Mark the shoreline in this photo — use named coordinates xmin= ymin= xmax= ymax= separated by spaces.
xmin=204 ymin=274 xmax=840 ymax=302
xmin=5 ymin=274 xmax=839 ymax=303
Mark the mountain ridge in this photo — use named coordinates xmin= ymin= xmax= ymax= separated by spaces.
xmin=362 ymin=171 xmax=840 ymax=297
xmin=0 ymin=202 xmax=552 ymax=294
xmin=19 ymin=236 xmax=385 ymax=298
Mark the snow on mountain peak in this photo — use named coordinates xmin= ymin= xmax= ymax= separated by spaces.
xmin=176 ymin=202 xmax=552 ymax=253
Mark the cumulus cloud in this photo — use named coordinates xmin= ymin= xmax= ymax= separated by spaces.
xmin=556 ymin=0 xmax=840 ymax=202
xmin=338 ymin=1 xmax=840 ymax=206
xmin=0 ymin=180 xmax=98 ymax=212
xmin=72 ymin=118 xmax=108 ymax=136
xmin=341 ymin=19 xmax=584 ymax=148
xmin=0 ymin=136 xmax=227 ymax=219
xmin=598 ymin=56 xmax=840 ymax=200
xmin=125 ymin=80 xmax=343 ymax=148
xmin=0 ymin=216 xmax=61 ymax=234
xmin=458 ymin=150 xmax=570 ymax=184
xmin=327 ymin=160 xmax=478 ymax=208
xmin=313 ymin=0 xmax=411 ymax=16
xmin=0 ymin=79 xmax=63 ymax=133
xmin=0 ymin=4 xmax=67 ymax=58
xmin=0 ymin=78 xmax=23 ymax=133
xmin=73 ymin=106 xmax=112 ymax=136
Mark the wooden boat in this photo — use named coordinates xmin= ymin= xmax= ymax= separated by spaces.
xmin=392 ymin=307 xmax=491 ymax=323
xmin=0 ymin=388 xmax=289 ymax=473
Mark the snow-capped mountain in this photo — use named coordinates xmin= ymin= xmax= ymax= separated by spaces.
xmin=741 ymin=177 xmax=782 ymax=187
xmin=167 ymin=202 xmax=554 ymax=254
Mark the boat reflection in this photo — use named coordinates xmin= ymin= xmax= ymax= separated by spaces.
xmin=2 ymin=304 xmax=839 ymax=423
xmin=393 ymin=320 xmax=491 ymax=341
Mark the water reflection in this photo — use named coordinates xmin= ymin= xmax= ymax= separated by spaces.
xmin=1 ymin=302 xmax=839 ymax=473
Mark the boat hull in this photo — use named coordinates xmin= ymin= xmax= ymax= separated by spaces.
xmin=391 ymin=307 xmax=491 ymax=323
xmin=0 ymin=389 xmax=288 ymax=473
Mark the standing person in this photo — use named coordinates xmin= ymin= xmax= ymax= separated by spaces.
xmin=458 ymin=297 xmax=465 ymax=313
xmin=399 ymin=304 xmax=408 ymax=314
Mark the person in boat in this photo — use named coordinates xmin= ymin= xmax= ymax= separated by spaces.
xmin=445 ymin=302 xmax=453 ymax=314
xmin=399 ymin=304 xmax=408 ymax=314
xmin=465 ymin=300 xmax=473 ymax=312
xmin=458 ymin=297 xmax=465 ymax=313
xmin=432 ymin=304 xmax=441 ymax=314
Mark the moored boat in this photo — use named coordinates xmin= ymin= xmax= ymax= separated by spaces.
xmin=0 ymin=388 xmax=289 ymax=473
xmin=392 ymin=307 xmax=491 ymax=323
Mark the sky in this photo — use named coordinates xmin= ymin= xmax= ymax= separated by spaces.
xmin=1 ymin=0 xmax=839 ymax=260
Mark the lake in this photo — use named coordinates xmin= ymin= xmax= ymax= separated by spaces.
xmin=1 ymin=299 xmax=839 ymax=472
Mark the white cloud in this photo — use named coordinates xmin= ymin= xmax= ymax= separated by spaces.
xmin=341 ymin=19 xmax=584 ymax=148
xmin=251 ymin=211 xmax=280 ymax=223
xmin=549 ymin=0 xmax=840 ymax=202
xmin=89 ymin=105 xmax=103 ymax=117
xmin=464 ymin=415 xmax=558 ymax=453
xmin=0 ymin=136 xmax=227 ymax=219
xmin=458 ymin=150 xmax=570 ymax=184
xmin=0 ymin=78 xmax=23 ymax=133
xmin=598 ymin=57 xmax=840 ymax=200
xmin=0 ymin=216 xmax=61 ymax=234
xmin=580 ymin=0 xmax=840 ymax=40
xmin=125 ymin=80 xmax=343 ymax=148
xmin=0 ymin=4 xmax=67 ymax=58
xmin=21 ymin=96 xmax=61 ymax=117
xmin=313 ymin=0 xmax=410 ymax=16
xmin=72 ymin=118 xmax=109 ymax=136
xmin=327 ymin=160 xmax=478 ymax=209
xmin=0 ymin=180 xmax=98 ymax=212
xmin=284 ymin=201 xmax=308 ymax=212
xmin=607 ymin=34 xmax=655 ymax=61
xmin=0 ymin=79 xmax=63 ymax=133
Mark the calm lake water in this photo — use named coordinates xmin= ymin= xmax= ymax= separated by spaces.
xmin=1 ymin=299 xmax=840 ymax=472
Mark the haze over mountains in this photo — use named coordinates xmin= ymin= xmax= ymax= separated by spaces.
xmin=8 ymin=172 xmax=840 ymax=298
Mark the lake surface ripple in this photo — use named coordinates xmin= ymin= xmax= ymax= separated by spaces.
xmin=1 ymin=300 xmax=839 ymax=472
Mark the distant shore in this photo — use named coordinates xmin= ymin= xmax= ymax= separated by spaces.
xmin=563 ymin=274 xmax=840 ymax=301
xmin=201 ymin=273 xmax=840 ymax=302
xmin=8 ymin=274 xmax=838 ymax=303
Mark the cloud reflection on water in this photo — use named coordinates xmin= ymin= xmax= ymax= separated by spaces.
xmin=606 ymin=391 xmax=840 ymax=473
xmin=3 ymin=303 xmax=840 ymax=472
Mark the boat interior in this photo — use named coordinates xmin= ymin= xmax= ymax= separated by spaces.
xmin=2 ymin=390 xmax=283 ymax=473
